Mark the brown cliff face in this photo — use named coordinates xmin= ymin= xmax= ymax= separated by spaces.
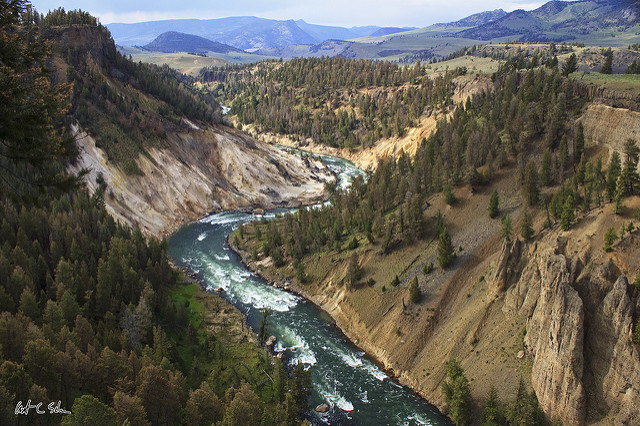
xmin=579 ymin=105 xmax=640 ymax=164
xmin=505 ymin=247 xmax=586 ymax=425
xmin=585 ymin=275 xmax=640 ymax=424
xmin=496 ymin=232 xmax=640 ymax=425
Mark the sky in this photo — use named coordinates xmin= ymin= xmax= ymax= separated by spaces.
xmin=28 ymin=0 xmax=546 ymax=27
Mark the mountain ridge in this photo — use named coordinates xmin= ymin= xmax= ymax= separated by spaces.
xmin=143 ymin=31 xmax=244 ymax=54
xmin=108 ymin=16 xmax=390 ymax=49
xmin=459 ymin=0 xmax=640 ymax=41
xmin=111 ymin=0 xmax=640 ymax=63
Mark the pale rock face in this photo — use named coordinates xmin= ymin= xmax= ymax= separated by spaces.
xmin=587 ymin=276 xmax=640 ymax=425
xmin=579 ymin=104 xmax=640 ymax=170
xmin=68 ymin=123 xmax=335 ymax=237
xmin=491 ymin=238 xmax=522 ymax=292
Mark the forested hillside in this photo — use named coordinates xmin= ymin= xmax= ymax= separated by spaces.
xmin=39 ymin=8 xmax=223 ymax=175
xmin=25 ymin=5 xmax=334 ymax=237
xmin=232 ymin=51 xmax=640 ymax=423
xmin=0 ymin=3 xmax=309 ymax=424
xmin=235 ymin=61 xmax=596 ymax=262
xmin=202 ymin=58 xmax=462 ymax=150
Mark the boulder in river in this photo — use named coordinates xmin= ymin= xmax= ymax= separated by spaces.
xmin=315 ymin=403 xmax=330 ymax=413
xmin=265 ymin=335 xmax=277 ymax=347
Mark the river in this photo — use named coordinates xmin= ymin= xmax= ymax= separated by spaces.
xmin=167 ymin=153 xmax=448 ymax=425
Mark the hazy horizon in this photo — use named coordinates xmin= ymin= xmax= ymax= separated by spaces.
xmin=29 ymin=0 xmax=546 ymax=28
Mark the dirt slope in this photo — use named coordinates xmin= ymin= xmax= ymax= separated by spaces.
xmin=234 ymin=101 xmax=640 ymax=424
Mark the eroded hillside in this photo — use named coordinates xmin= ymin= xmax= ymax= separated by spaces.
xmin=234 ymin=151 xmax=640 ymax=426
xmin=245 ymin=73 xmax=493 ymax=171
xmin=68 ymin=122 xmax=333 ymax=236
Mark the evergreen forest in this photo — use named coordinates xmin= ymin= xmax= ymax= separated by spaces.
xmin=0 ymin=3 xmax=309 ymax=425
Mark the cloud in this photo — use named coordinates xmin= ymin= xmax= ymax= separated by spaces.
xmin=29 ymin=0 xmax=546 ymax=27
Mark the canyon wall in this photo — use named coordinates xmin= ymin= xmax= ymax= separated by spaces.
xmin=68 ymin=123 xmax=334 ymax=236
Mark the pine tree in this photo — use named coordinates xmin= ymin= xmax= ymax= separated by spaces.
xmin=522 ymin=160 xmax=539 ymax=206
xmin=540 ymin=148 xmax=552 ymax=186
xmin=606 ymin=151 xmax=622 ymax=201
xmin=391 ymin=274 xmax=400 ymax=287
xmin=438 ymin=227 xmax=455 ymax=269
xmin=600 ymin=48 xmax=613 ymax=74
xmin=436 ymin=210 xmax=446 ymax=237
xmin=621 ymin=139 xmax=639 ymax=195
xmin=62 ymin=395 xmax=117 ymax=426
xmin=562 ymin=53 xmax=578 ymax=76
xmin=258 ymin=308 xmax=271 ymax=345
xmin=604 ymin=227 xmax=617 ymax=251
xmin=574 ymin=122 xmax=585 ymax=164
xmin=614 ymin=180 xmax=624 ymax=215
xmin=561 ymin=195 xmax=575 ymax=230
xmin=488 ymin=189 xmax=500 ymax=219
xmin=346 ymin=255 xmax=362 ymax=286
xmin=409 ymin=276 xmax=421 ymax=303
xmin=347 ymin=235 xmax=359 ymax=250
xmin=506 ymin=378 xmax=545 ymax=426
xmin=290 ymin=362 xmax=311 ymax=411
xmin=501 ymin=215 xmax=512 ymax=242
xmin=442 ymin=359 xmax=472 ymax=426
xmin=559 ymin=136 xmax=569 ymax=179
xmin=444 ymin=184 xmax=456 ymax=205
xmin=481 ymin=386 xmax=502 ymax=426
xmin=521 ymin=209 xmax=534 ymax=240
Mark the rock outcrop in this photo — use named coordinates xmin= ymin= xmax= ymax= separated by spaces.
xmin=585 ymin=275 xmax=640 ymax=424
xmin=497 ymin=236 xmax=640 ymax=424
xmin=491 ymin=238 xmax=523 ymax=292
xmin=579 ymin=104 xmax=640 ymax=165
xmin=520 ymin=251 xmax=586 ymax=425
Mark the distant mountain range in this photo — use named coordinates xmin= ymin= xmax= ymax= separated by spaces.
xmin=113 ymin=0 xmax=640 ymax=62
xmin=107 ymin=17 xmax=416 ymax=50
xmin=459 ymin=0 xmax=640 ymax=41
xmin=436 ymin=9 xmax=508 ymax=28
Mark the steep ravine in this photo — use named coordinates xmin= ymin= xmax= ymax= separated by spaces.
xmin=68 ymin=122 xmax=335 ymax=236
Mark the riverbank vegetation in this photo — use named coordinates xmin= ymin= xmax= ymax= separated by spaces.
xmin=0 ymin=3 xmax=308 ymax=425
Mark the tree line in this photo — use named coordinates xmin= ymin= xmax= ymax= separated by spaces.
xmin=442 ymin=359 xmax=546 ymax=426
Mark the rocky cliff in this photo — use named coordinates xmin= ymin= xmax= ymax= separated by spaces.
xmin=579 ymin=104 xmax=640 ymax=162
xmin=495 ymin=224 xmax=640 ymax=424
xmin=68 ymin=122 xmax=334 ymax=236
xmin=54 ymin=24 xmax=334 ymax=237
